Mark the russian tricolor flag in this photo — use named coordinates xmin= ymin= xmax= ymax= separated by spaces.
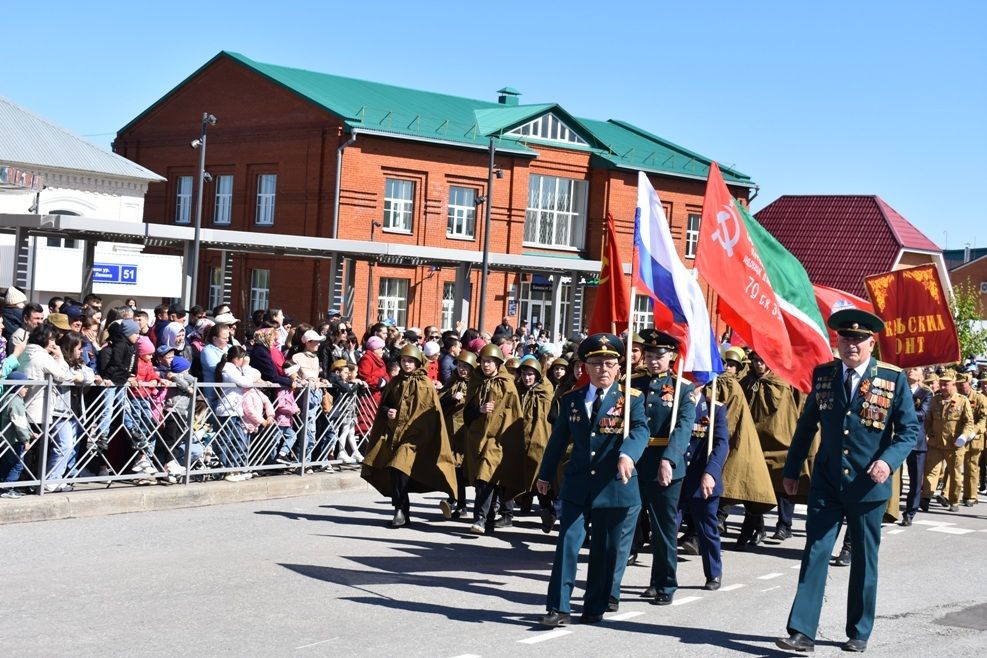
xmin=633 ymin=171 xmax=723 ymax=383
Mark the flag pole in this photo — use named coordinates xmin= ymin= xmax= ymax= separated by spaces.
xmin=707 ymin=374 xmax=718 ymax=457
xmin=623 ymin=285 xmax=636 ymax=437
xmin=669 ymin=354 xmax=685 ymax=433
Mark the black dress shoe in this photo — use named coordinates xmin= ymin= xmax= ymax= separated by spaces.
xmin=900 ymin=516 xmax=913 ymax=527
xmin=771 ymin=525 xmax=792 ymax=541
xmin=652 ymin=592 xmax=673 ymax=605
xmin=642 ymin=586 xmax=657 ymax=598
xmin=540 ymin=509 xmax=556 ymax=533
xmin=538 ymin=611 xmax=570 ymax=627
xmin=920 ymin=499 xmax=930 ymax=513
xmin=627 ymin=550 xmax=638 ymax=566
xmin=775 ymin=632 xmax=815 ymax=652
xmin=934 ymin=493 xmax=949 ymax=508
xmin=841 ymin=638 xmax=868 ymax=652
xmin=579 ymin=612 xmax=604 ymax=624
xmin=388 ymin=509 xmax=407 ymax=528
xmin=704 ymin=576 xmax=721 ymax=591
xmin=607 ymin=596 xmax=619 ymax=612
xmin=833 ymin=548 xmax=851 ymax=567
xmin=752 ymin=528 xmax=767 ymax=545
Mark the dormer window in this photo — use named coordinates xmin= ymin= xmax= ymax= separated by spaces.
xmin=507 ymin=113 xmax=587 ymax=146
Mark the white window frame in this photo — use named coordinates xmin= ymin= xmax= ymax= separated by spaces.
xmin=208 ymin=267 xmax=223 ymax=311
xmin=523 ymin=174 xmax=588 ymax=250
xmin=507 ymin=113 xmax=588 ymax=146
xmin=441 ymin=282 xmax=455 ymax=330
xmin=383 ymin=178 xmax=414 ymax=233
xmin=446 ymin=186 xmax=476 ymax=239
xmin=255 ymin=174 xmax=276 ymax=226
xmin=685 ymin=212 xmax=701 ymax=259
xmin=632 ymin=295 xmax=652 ymax=333
xmin=377 ymin=277 xmax=409 ymax=327
xmin=214 ymin=174 xmax=233 ymax=225
xmin=175 ymin=175 xmax=192 ymax=224
xmin=249 ymin=269 xmax=270 ymax=312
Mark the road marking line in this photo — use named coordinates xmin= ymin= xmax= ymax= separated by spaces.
xmin=757 ymin=572 xmax=784 ymax=580
xmin=790 ymin=564 xmax=801 ymax=569
xmin=760 ymin=586 xmax=781 ymax=592
xmin=928 ymin=526 xmax=975 ymax=535
xmin=886 ymin=528 xmax=905 ymax=535
xmin=912 ymin=519 xmax=956 ymax=527
xmin=607 ymin=611 xmax=644 ymax=621
xmin=671 ymin=596 xmax=703 ymax=606
xmin=449 ymin=655 xmax=482 ymax=658
xmin=296 ymin=637 xmax=339 ymax=649
xmin=719 ymin=583 xmax=746 ymax=592
xmin=518 ymin=630 xmax=572 ymax=644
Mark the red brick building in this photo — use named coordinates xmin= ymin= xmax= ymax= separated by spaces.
xmin=114 ymin=52 xmax=754 ymax=336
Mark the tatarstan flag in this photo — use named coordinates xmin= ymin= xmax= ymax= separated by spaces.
xmin=696 ymin=162 xmax=830 ymax=392
xmin=587 ymin=213 xmax=631 ymax=335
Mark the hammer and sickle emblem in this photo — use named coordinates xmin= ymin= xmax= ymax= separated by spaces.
xmin=712 ymin=203 xmax=741 ymax=257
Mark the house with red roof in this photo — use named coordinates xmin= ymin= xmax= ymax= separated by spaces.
xmin=753 ymin=195 xmax=947 ymax=298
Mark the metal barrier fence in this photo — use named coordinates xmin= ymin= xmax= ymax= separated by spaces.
xmin=0 ymin=378 xmax=379 ymax=496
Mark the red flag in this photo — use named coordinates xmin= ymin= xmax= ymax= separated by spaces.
xmin=864 ymin=265 xmax=960 ymax=367
xmin=813 ymin=284 xmax=874 ymax=349
xmin=695 ymin=162 xmax=793 ymax=374
xmin=587 ymin=213 xmax=632 ymax=335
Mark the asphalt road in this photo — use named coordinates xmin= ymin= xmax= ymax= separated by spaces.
xmin=1 ymin=486 xmax=985 ymax=657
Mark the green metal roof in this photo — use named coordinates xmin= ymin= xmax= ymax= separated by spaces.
xmin=119 ymin=51 xmax=753 ymax=185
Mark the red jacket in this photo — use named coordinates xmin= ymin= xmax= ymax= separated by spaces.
xmin=132 ymin=358 xmax=163 ymax=399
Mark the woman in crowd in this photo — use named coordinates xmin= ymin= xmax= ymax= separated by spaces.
xmin=213 ymin=345 xmax=254 ymax=481
xmin=361 ymin=344 xmax=456 ymax=528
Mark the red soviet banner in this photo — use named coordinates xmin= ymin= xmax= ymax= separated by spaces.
xmin=864 ymin=264 xmax=960 ymax=367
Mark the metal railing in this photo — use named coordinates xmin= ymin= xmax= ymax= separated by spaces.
xmin=0 ymin=378 xmax=378 ymax=496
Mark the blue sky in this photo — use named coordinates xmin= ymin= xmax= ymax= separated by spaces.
xmin=6 ymin=1 xmax=984 ymax=251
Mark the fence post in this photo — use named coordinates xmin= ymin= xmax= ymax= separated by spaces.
xmin=184 ymin=383 xmax=198 ymax=486
xmin=298 ymin=385 xmax=309 ymax=477
xmin=37 ymin=375 xmax=53 ymax=496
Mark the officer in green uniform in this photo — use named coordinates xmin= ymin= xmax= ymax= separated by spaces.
xmin=776 ymin=309 xmax=918 ymax=653
xmin=616 ymin=328 xmax=696 ymax=606
xmin=535 ymin=333 xmax=649 ymax=627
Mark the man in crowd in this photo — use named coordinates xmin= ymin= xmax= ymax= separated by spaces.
xmin=923 ymin=370 xmax=973 ymax=512
xmin=11 ymin=302 xmax=44 ymax=348
xmin=777 ymin=308 xmax=917 ymax=653
xmin=956 ymin=372 xmax=986 ymax=506
xmin=901 ymin=366 xmax=932 ymax=525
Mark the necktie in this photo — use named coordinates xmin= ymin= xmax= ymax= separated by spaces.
xmin=592 ymin=387 xmax=605 ymax=417
xmin=844 ymin=369 xmax=854 ymax=400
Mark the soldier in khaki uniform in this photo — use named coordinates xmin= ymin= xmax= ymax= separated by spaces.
xmin=957 ymin=373 xmax=987 ymax=506
xmin=922 ymin=370 xmax=974 ymax=512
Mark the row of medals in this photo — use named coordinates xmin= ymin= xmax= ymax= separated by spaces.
xmin=815 ymin=374 xmax=895 ymax=430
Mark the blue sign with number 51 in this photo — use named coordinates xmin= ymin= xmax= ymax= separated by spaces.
xmin=92 ymin=263 xmax=137 ymax=285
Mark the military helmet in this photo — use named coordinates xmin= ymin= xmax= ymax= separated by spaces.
xmin=455 ymin=350 xmax=478 ymax=369
xmin=398 ymin=343 xmax=425 ymax=366
xmin=505 ymin=357 xmax=521 ymax=372
xmin=518 ymin=355 xmax=542 ymax=378
xmin=722 ymin=346 xmax=746 ymax=365
xmin=478 ymin=342 xmax=506 ymax=364
xmin=551 ymin=357 xmax=570 ymax=370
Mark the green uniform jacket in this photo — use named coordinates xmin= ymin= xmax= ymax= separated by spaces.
xmin=630 ymin=372 xmax=696 ymax=482
xmin=361 ymin=367 xmax=457 ymax=497
xmin=784 ymin=358 xmax=918 ymax=503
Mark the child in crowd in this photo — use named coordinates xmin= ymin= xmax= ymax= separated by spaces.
xmin=129 ymin=336 xmax=168 ymax=480
xmin=241 ymin=365 xmax=276 ymax=468
xmin=214 ymin=345 xmax=254 ymax=481
xmin=328 ymin=359 xmax=363 ymax=464
xmin=0 ymin=373 xmax=33 ymax=498
xmin=272 ymin=388 xmax=299 ymax=465
xmin=157 ymin=356 xmax=201 ymax=480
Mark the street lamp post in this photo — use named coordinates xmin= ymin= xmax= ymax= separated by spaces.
xmin=477 ymin=137 xmax=496 ymax=333
xmin=189 ymin=112 xmax=217 ymax=307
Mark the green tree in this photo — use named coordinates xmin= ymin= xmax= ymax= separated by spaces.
xmin=949 ymin=280 xmax=987 ymax=359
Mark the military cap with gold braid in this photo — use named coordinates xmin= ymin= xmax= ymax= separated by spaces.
xmin=638 ymin=328 xmax=679 ymax=354
xmin=456 ymin=350 xmax=478 ymax=368
xmin=827 ymin=308 xmax=885 ymax=337
xmin=478 ymin=342 xmax=506 ymax=364
xmin=398 ymin=343 xmax=425 ymax=366
xmin=577 ymin=333 xmax=623 ymax=361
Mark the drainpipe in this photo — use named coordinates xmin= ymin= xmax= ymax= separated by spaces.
xmin=332 ymin=132 xmax=357 ymax=239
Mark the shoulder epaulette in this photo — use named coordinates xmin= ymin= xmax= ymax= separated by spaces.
xmin=876 ymin=360 xmax=902 ymax=373
xmin=567 ymin=385 xmax=588 ymax=397
xmin=619 ymin=384 xmax=642 ymax=397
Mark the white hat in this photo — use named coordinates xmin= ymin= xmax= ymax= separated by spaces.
xmin=302 ymin=329 xmax=325 ymax=343
xmin=423 ymin=341 xmax=441 ymax=358
xmin=214 ymin=312 xmax=239 ymax=324
xmin=5 ymin=287 xmax=26 ymax=305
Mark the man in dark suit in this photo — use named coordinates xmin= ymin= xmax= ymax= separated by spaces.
xmin=776 ymin=309 xmax=918 ymax=653
xmin=678 ymin=387 xmax=729 ymax=590
xmin=535 ymin=333 xmax=649 ymax=627
xmin=614 ymin=328 xmax=696 ymax=606
xmin=902 ymin=366 xmax=932 ymax=525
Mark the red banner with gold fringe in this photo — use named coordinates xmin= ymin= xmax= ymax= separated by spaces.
xmin=864 ymin=264 xmax=960 ymax=367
